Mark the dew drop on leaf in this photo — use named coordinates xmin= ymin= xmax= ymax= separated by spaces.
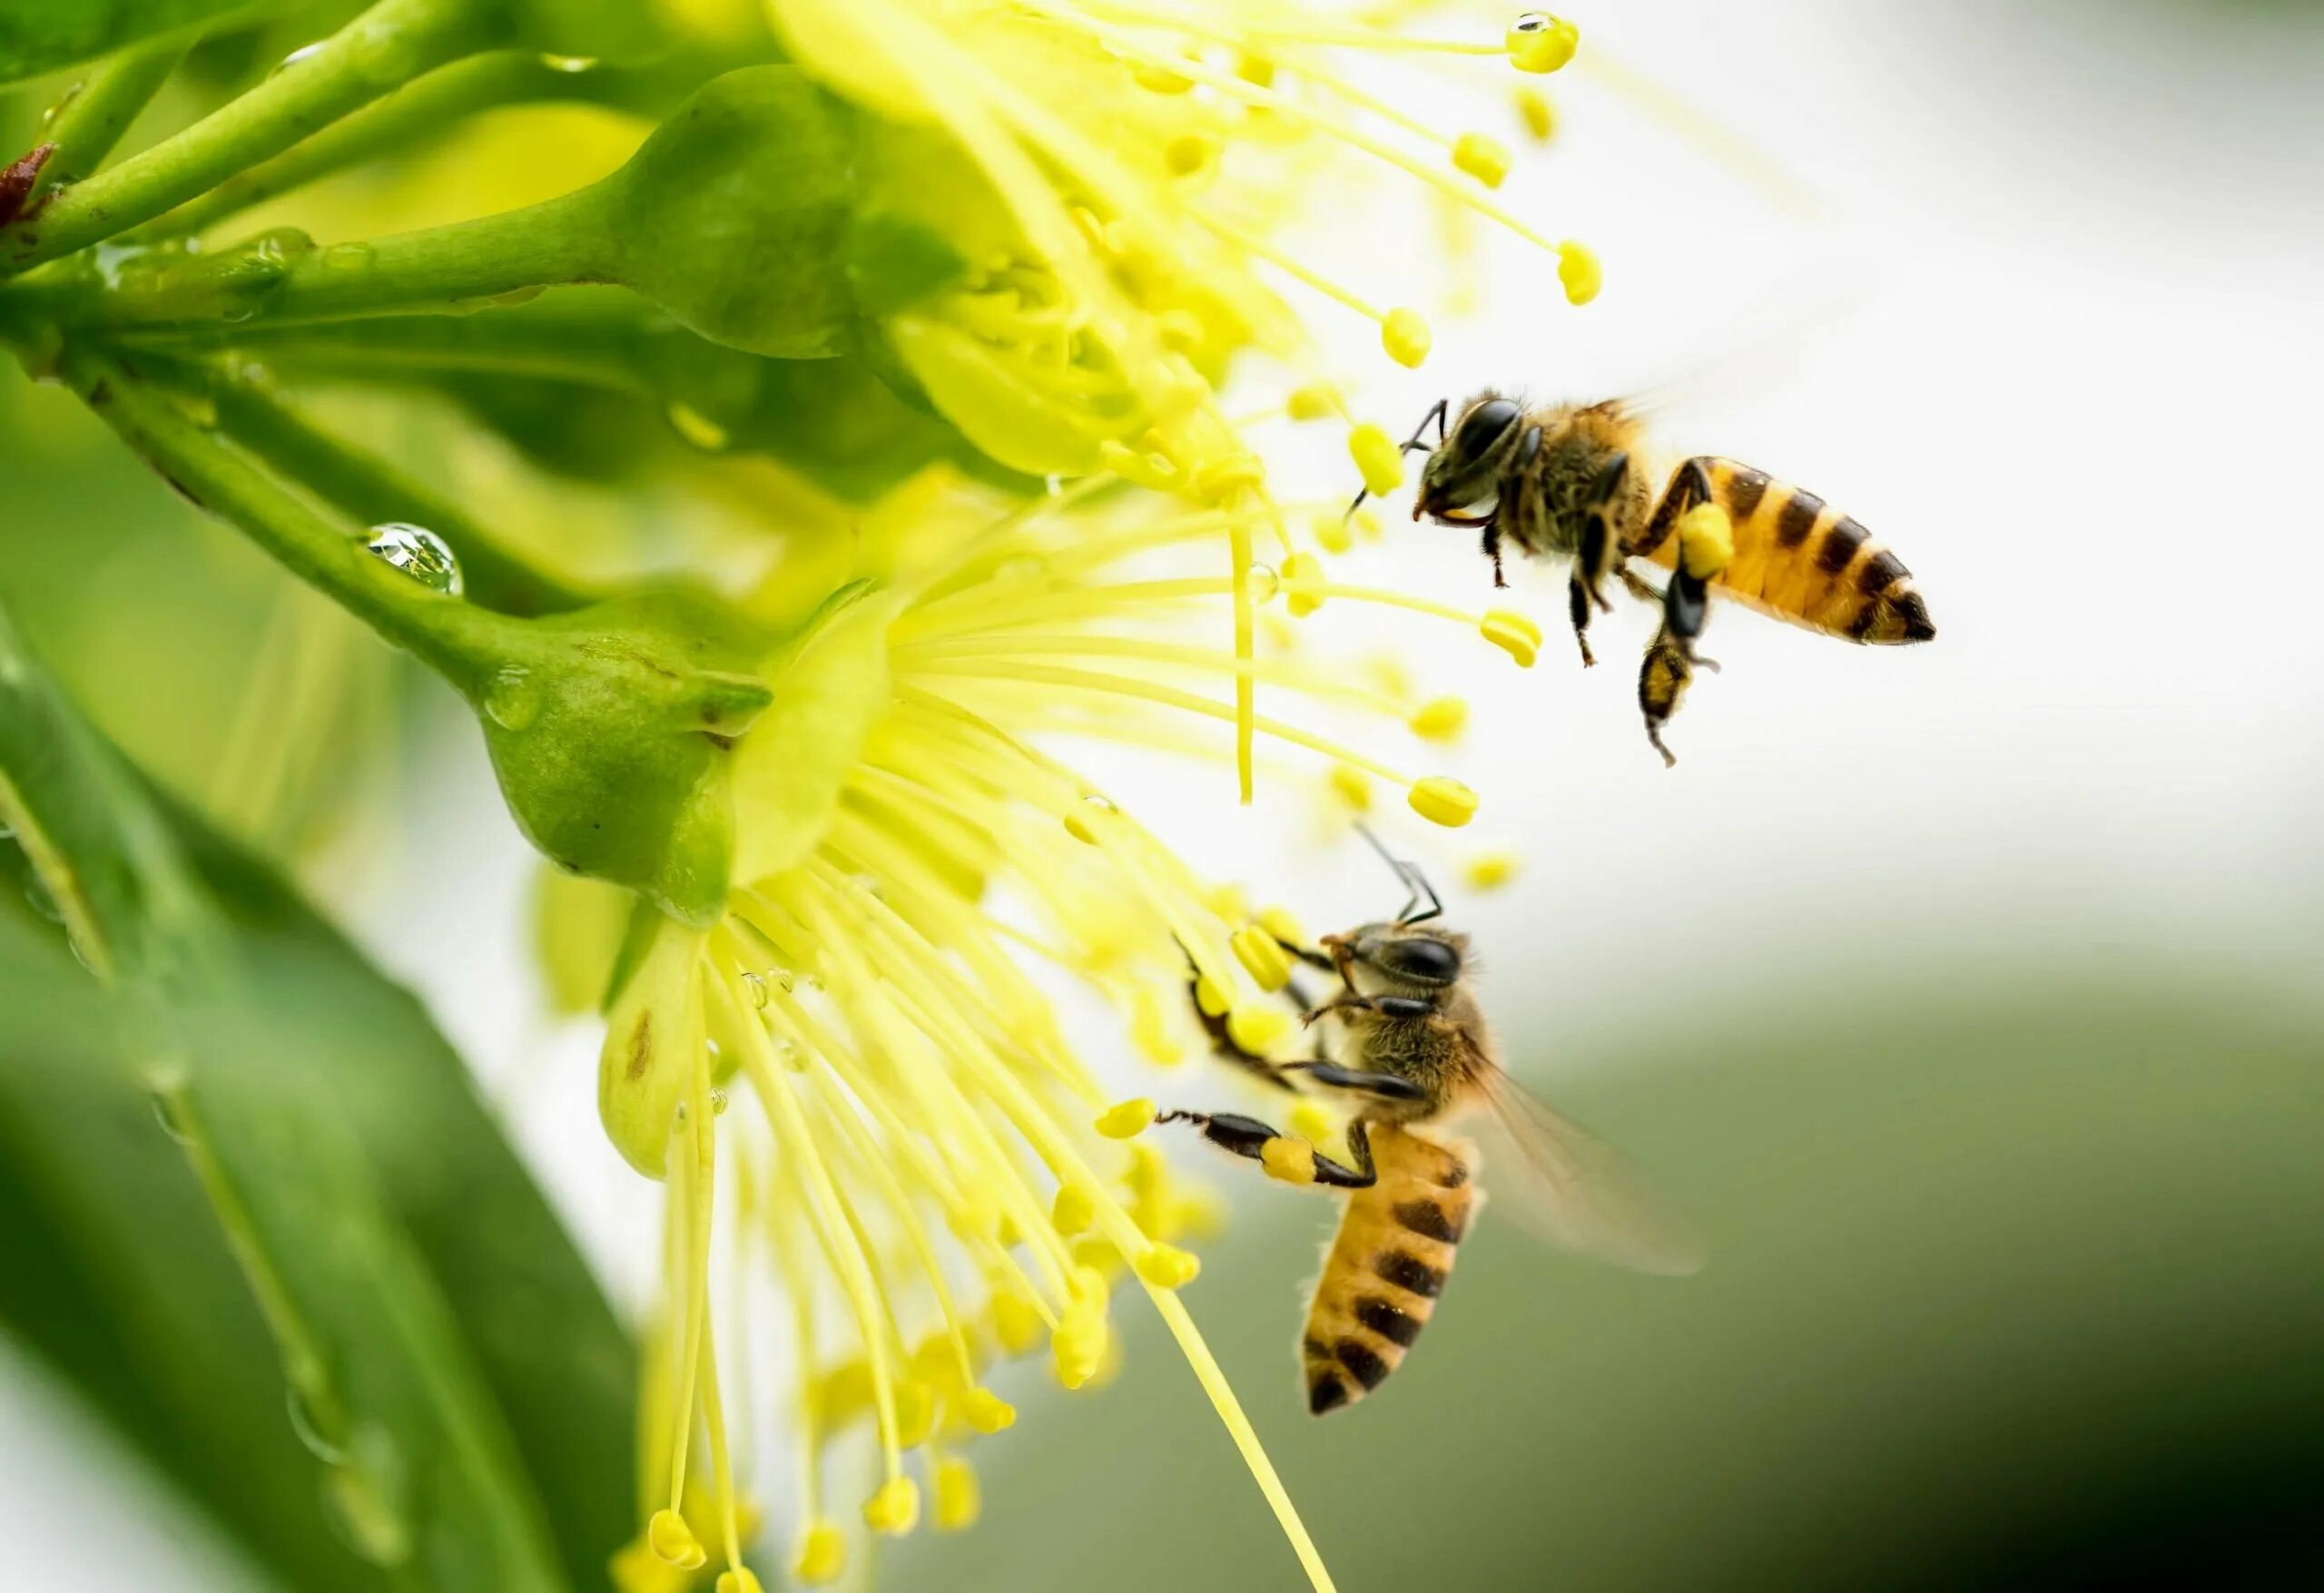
xmin=1245 ymin=562 xmax=1281 ymax=605
xmin=360 ymin=524 xmax=463 ymax=595
xmin=286 ymin=1383 xmax=347 ymax=1464
xmin=23 ymin=871 xmax=63 ymax=923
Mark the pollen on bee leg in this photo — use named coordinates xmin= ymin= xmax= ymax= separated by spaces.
xmin=1096 ymin=1097 xmax=1157 ymax=1138
xmin=1261 ymin=1136 xmax=1320 ymax=1185
xmin=1676 ymin=503 xmax=1736 ymax=578
xmin=1409 ymin=775 xmax=1481 ymax=828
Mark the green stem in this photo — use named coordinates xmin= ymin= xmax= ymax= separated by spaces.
xmin=64 ymin=349 xmax=512 ymax=694
xmin=32 ymin=35 xmax=193 ymax=197
xmin=202 ymin=364 xmax=596 ymax=617
xmin=64 ymin=187 xmax=609 ymax=331
xmin=0 ymin=0 xmax=487 ymax=273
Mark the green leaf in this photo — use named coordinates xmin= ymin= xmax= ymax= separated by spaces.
xmin=0 ymin=0 xmax=281 ymax=84
xmin=0 ymin=602 xmax=634 ymax=1590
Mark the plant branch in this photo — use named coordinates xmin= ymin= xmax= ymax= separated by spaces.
xmin=33 ymin=35 xmax=194 ymax=198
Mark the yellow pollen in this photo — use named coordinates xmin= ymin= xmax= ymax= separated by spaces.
xmin=1410 ymin=696 xmax=1469 ymax=742
xmin=1516 ymin=86 xmax=1557 ymax=141
xmin=1281 ymin=551 xmax=1326 ymax=617
xmin=1236 ymin=51 xmax=1276 ymax=86
xmin=1329 ymin=763 xmax=1374 ymax=811
xmin=963 ymin=1387 xmax=1017 ymax=1432
xmin=1349 ymin=424 xmax=1405 ymax=496
xmin=1452 ymin=133 xmax=1512 ymax=187
xmin=1258 ymin=905 xmax=1305 ymax=946
xmin=1052 ymin=1184 xmax=1097 ymax=1235
xmin=793 ymin=1521 xmax=845 ymax=1586
xmin=1053 ymin=1303 xmax=1109 ymax=1390
xmin=1287 ymin=383 xmax=1341 ymax=422
xmin=1097 ymin=1097 xmax=1157 ymax=1138
xmin=894 ymin=1379 xmax=938 ymax=1449
xmin=1509 ymin=14 xmax=1581 ymax=74
xmin=1231 ymin=926 xmax=1294 ymax=992
xmin=1261 ymin=1136 xmax=1319 ymax=1185
xmin=1226 ymin=1003 xmax=1293 ymax=1055
xmin=864 ymin=1477 xmax=920 ymax=1536
xmin=1137 ymin=1244 xmax=1202 ymax=1288
xmin=1466 ymin=850 xmax=1521 ymax=890
xmin=1677 ymin=503 xmax=1737 ymax=578
xmin=647 ymin=1509 xmax=705 ymax=1570
xmin=1409 ymin=776 xmax=1481 ymax=828
xmin=1482 ymin=610 xmax=1543 ymax=667
xmin=1557 ymin=240 xmax=1602 ymax=305
xmin=935 ymin=1455 xmax=981 ymax=1530
xmin=1382 ymin=307 xmax=1433 ymax=368
xmin=1313 ymin=510 xmax=1354 ymax=554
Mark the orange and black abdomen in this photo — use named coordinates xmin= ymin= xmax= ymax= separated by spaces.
xmin=1640 ymin=458 xmax=1935 ymax=644
xmin=1302 ymin=1126 xmax=1477 ymax=1415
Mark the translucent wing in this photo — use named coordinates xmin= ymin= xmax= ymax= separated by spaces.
xmin=1464 ymin=1065 xmax=1708 ymax=1277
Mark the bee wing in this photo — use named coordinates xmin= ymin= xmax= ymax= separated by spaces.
xmin=1465 ymin=1066 xmax=1707 ymax=1277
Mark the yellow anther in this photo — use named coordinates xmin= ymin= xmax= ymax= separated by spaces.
xmin=1409 ymin=776 xmax=1481 ymax=829
xmin=1313 ymin=509 xmax=1354 ymax=554
xmin=1206 ymin=881 xmax=1251 ymax=920
xmin=1052 ymin=1184 xmax=1096 ymax=1235
xmin=1261 ymin=1136 xmax=1319 ymax=1185
xmin=1349 ymin=423 xmax=1406 ymax=497
xmin=1193 ymin=973 xmax=1232 ymax=1018
xmin=1287 ymin=383 xmax=1340 ymax=422
xmin=1281 ymin=550 xmax=1326 ymax=618
xmin=716 ymin=1570 xmax=766 ymax=1593
xmin=1516 ymin=86 xmax=1557 ymax=141
xmin=1508 ymin=13 xmax=1581 ymax=74
xmin=1136 ymin=1244 xmax=1202 ymax=1289
xmin=934 ymin=1456 xmax=981 ymax=1531
xmin=1354 ymin=506 xmax=1384 ymax=541
xmin=1677 ymin=502 xmax=1736 ymax=578
xmin=1156 ymin=308 xmax=1208 ymax=352
xmin=793 ymin=1521 xmax=846 ymax=1587
xmin=1482 ymin=609 xmax=1542 ymax=667
xmin=1258 ymin=905 xmax=1305 ymax=947
xmin=1557 ymin=240 xmax=1601 ymax=306
xmin=1096 ymin=1097 xmax=1156 ymax=1138
xmin=990 ymin=1290 xmax=1043 ymax=1357
xmin=1410 ymin=696 xmax=1469 ymax=742
xmin=1231 ymin=926 xmax=1293 ymax=992
xmin=1072 ymin=1234 xmax=1124 ymax=1281
xmin=1164 ymin=133 xmax=1218 ymax=177
xmin=1098 ymin=439 xmax=1180 ymax=492
xmin=894 ymin=1379 xmax=938 ymax=1449
xmin=1063 ymin=800 xmax=1110 ymax=845
xmin=1130 ymin=58 xmax=1194 ymax=93
xmin=1382 ymin=307 xmax=1433 ymax=369
xmin=963 ymin=1387 xmax=1017 ymax=1433
xmin=648 ymin=1509 xmax=706 ymax=1570
xmin=912 ymin=1333 xmax=966 ymax=1396
xmin=1466 ymin=850 xmax=1521 ymax=890
xmin=1452 ymin=133 xmax=1512 ymax=188
xmin=1288 ymin=1100 xmax=1335 ymax=1144
xmin=1191 ymin=453 xmax=1265 ymax=503
xmin=1053 ymin=1305 xmax=1109 ymax=1390
xmin=863 ymin=1477 xmax=920 ymax=1535
xmin=1129 ymin=985 xmax=1184 ymax=1066
xmin=1236 ymin=52 xmax=1276 ymax=87
xmin=1329 ymin=763 xmax=1374 ymax=811
xmin=818 ymin=1359 xmax=873 ymax=1428
xmin=1226 ymin=1003 xmax=1293 ymax=1055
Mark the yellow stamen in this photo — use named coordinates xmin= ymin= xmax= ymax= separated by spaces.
xmin=1452 ymin=133 xmax=1512 ymax=188
xmin=1466 ymin=850 xmax=1521 ymax=890
xmin=793 ymin=1521 xmax=845 ymax=1586
xmin=1508 ymin=13 xmax=1581 ymax=74
xmin=1231 ymin=926 xmax=1293 ymax=991
xmin=864 ymin=1476 xmax=920 ymax=1535
xmin=1408 ymin=775 xmax=1481 ymax=828
xmin=1482 ymin=610 xmax=1542 ymax=666
xmin=1557 ymin=240 xmax=1601 ymax=305
xmin=1097 ymin=1096 xmax=1157 ymax=1138
xmin=1410 ymin=696 xmax=1469 ymax=742
xmin=1348 ymin=424 xmax=1405 ymax=496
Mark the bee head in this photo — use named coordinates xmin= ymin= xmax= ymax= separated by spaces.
xmin=1416 ymin=393 xmax=1522 ymax=524
xmin=1329 ymin=922 xmax=1468 ymax=993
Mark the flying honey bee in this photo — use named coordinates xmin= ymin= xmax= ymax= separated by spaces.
xmin=1354 ymin=394 xmax=1936 ymax=763
xmin=1161 ymin=835 xmax=1701 ymax=1414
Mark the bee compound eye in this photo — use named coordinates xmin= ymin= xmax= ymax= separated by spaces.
xmin=1389 ymin=937 xmax=1461 ymax=980
xmin=1452 ymin=399 xmax=1521 ymax=461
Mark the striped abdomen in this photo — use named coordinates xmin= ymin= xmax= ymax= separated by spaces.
xmin=1638 ymin=459 xmax=1935 ymax=644
xmin=1302 ymin=1126 xmax=1477 ymax=1415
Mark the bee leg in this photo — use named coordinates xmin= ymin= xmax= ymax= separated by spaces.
xmin=1279 ymin=1062 xmax=1428 ymax=1104
xmin=1617 ymin=566 xmax=1663 ymax=607
xmin=1630 ymin=457 xmax=1718 ymax=560
xmin=1482 ymin=520 xmax=1508 ymax=589
xmin=1570 ymin=452 xmax=1630 ymax=666
xmin=1639 ymin=630 xmax=1695 ymax=770
xmin=1303 ymin=993 xmax=1436 ymax=1026
xmin=1158 ymin=1112 xmax=1377 ymax=1189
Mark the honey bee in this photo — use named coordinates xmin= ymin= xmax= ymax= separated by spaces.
xmin=1161 ymin=835 xmax=1701 ymax=1414
xmin=1358 ymin=394 xmax=1935 ymax=763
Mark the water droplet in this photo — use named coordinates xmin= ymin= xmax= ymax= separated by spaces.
xmin=0 ymin=817 xmax=14 ymax=840
xmin=1044 ymin=474 xmax=1065 ymax=497
xmin=272 ymin=41 xmax=326 ymax=75
xmin=321 ymin=241 xmax=375 ymax=272
xmin=24 ymin=872 xmax=63 ymax=923
xmin=1512 ymin=11 xmax=1553 ymax=34
xmin=286 ymin=1384 xmax=346 ymax=1464
xmin=320 ymin=1428 xmax=412 ymax=1567
xmin=484 ymin=666 xmax=541 ymax=730
xmin=711 ymin=1089 xmax=730 ymax=1116
xmin=360 ymin=524 xmax=463 ymax=595
xmin=1245 ymin=563 xmax=1281 ymax=605
xmin=674 ymin=1101 xmax=686 ymax=1125
xmin=1081 ymin=792 xmax=1119 ymax=816
xmin=147 ymin=1087 xmax=192 ymax=1146
xmin=743 ymin=971 xmax=770 ymax=1009
xmin=665 ymin=401 xmax=730 ymax=451
xmin=773 ymin=1038 xmax=803 ymax=1072
xmin=538 ymin=53 xmax=598 ymax=73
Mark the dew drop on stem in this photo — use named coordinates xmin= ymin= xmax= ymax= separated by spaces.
xmin=360 ymin=523 xmax=463 ymax=595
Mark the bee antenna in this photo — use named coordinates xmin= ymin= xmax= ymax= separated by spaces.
xmin=1344 ymin=398 xmax=1452 ymax=528
xmin=1352 ymin=822 xmax=1443 ymax=927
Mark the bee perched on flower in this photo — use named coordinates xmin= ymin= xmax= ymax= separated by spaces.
xmin=0 ymin=2 xmax=1603 ymax=1590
